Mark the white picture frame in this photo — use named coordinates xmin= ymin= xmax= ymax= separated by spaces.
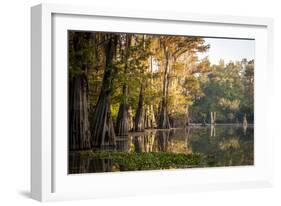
xmin=31 ymin=3 xmax=274 ymax=202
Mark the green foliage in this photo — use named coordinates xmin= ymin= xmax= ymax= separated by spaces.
xmin=191 ymin=60 xmax=254 ymax=123
xmin=80 ymin=151 xmax=202 ymax=171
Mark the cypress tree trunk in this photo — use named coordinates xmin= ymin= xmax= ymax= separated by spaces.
xmin=116 ymin=102 xmax=129 ymax=136
xmin=116 ymin=35 xmax=131 ymax=137
xmin=134 ymin=84 xmax=145 ymax=132
xmin=158 ymin=53 xmax=171 ymax=129
xmin=91 ymin=35 xmax=117 ymax=149
xmin=144 ymin=106 xmax=149 ymax=128
xmin=69 ymin=72 xmax=91 ymax=150
xmin=158 ymin=101 xmax=171 ymax=129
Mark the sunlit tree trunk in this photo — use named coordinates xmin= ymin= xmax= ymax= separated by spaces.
xmin=144 ymin=106 xmax=150 ymax=128
xmin=158 ymin=52 xmax=171 ymax=129
xmin=144 ymin=56 xmax=157 ymax=129
xmin=210 ymin=111 xmax=216 ymax=125
xmin=128 ymin=106 xmax=134 ymax=131
xmin=91 ymin=35 xmax=117 ymax=149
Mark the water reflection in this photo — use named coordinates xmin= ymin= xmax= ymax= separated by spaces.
xmin=116 ymin=137 xmax=129 ymax=152
xmin=69 ymin=126 xmax=254 ymax=173
xmin=69 ymin=153 xmax=113 ymax=173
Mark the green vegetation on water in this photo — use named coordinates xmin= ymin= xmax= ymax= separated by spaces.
xmin=80 ymin=151 xmax=202 ymax=171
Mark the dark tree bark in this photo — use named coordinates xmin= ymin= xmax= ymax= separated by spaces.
xmin=134 ymin=84 xmax=145 ymax=132
xmin=116 ymin=103 xmax=129 ymax=136
xmin=116 ymin=35 xmax=131 ymax=137
xmin=69 ymin=72 xmax=91 ymax=150
xmin=90 ymin=35 xmax=118 ymax=149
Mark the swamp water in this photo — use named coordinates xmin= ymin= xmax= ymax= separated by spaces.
xmin=69 ymin=125 xmax=253 ymax=174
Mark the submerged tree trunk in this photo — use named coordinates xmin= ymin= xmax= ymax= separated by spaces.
xmin=158 ymin=99 xmax=171 ymax=129
xmin=158 ymin=53 xmax=171 ymax=129
xmin=134 ymin=84 xmax=145 ymax=132
xmin=116 ymin=35 xmax=131 ymax=137
xmin=91 ymin=35 xmax=117 ymax=149
xmin=116 ymin=102 xmax=129 ymax=136
xmin=69 ymin=72 xmax=91 ymax=150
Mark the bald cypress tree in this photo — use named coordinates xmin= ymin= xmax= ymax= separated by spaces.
xmin=90 ymin=34 xmax=118 ymax=149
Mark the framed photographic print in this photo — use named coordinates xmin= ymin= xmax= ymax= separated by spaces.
xmin=31 ymin=3 xmax=274 ymax=201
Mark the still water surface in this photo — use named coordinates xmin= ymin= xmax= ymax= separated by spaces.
xmin=69 ymin=125 xmax=254 ymax=174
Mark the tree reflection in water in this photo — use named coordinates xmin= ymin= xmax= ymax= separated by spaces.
xmin=69 ymin=126 xmax=254 ymax=173
xmin=69 ymin=152 xmax=113 ymax=174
